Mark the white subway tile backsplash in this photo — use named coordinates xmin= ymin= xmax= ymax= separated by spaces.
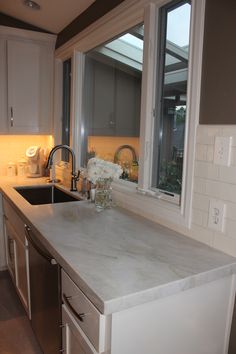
xmin=225 ymin=201 xmax=236 ymax=221
xmin=206 ymin=145 xmax=214 ymax=162
xmin=195 ymin=161 xmax=219 ymax=180
xmin=196 ymin=126 xmax=223 ymax=145
xmin=192 ymin=209 xmax=208 ymax=227
xmin=213 ymin=232 xmax=236 ymax=257
xmin=221 ymin=127 xmax=236 ymax=146
xmin=195 ymin=144 xmax=208 ymax=161
xmin=204 ymin=180 xmax=222 ymax=199
xmin=192 ymin=208 xmax=204 ymax=226
xmin=193 ymin=177 xmax=207 ymax=194
xmin=219 ymin=165 xmax=236 ymax=184
xmin=191 ymin=125 xmax=236 ymax=256
xmin=190 ymin=224 xmax=214 ymax=246
xmin=231 ymin=147 xmax=236 ymax=166
xmin=192 ymin=193 xmax=210 ymax=212
xmin=218 ymin=183 xmax=236 ymax=204
xmin=224 ymin=219 xmax=236 ymax=240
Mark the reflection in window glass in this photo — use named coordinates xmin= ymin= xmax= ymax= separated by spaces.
xmin=62 ymin=58 xmax=71 ymax=162
xmin=82 ymin=24 xmax=143 ymax=183
xmin=152 ymin=1 xmax=191 ymax=200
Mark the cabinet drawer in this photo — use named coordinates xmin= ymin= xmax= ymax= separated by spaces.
xmin=62 ymin=305 xmax=98 ymax=354
xmin=3 ymin=198 xmax=25 ymax=243
xmin=61 ymin=270 xmax=106 ymax=353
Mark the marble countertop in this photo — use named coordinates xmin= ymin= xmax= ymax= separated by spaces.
xmin=1 ymin=177 xmax=236 ymax=314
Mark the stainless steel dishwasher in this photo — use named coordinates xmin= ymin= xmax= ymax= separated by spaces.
xmin=24 ymin=224 xmax=61 ymax=354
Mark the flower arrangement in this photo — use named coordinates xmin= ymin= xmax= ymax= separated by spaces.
xmin=87 ymin=158 xmax=123 ymax=185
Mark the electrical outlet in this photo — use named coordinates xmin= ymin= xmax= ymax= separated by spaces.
xmin=214 ymin=136 xmax=232 ymax=166
xmin=208 ymin=200 xmax=226 ymax=232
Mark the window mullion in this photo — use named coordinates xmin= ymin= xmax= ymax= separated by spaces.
xmin=70 ymin=51 xmax=84 ymax=169
xmin=138 ymin=3 xmax=159 ymax=191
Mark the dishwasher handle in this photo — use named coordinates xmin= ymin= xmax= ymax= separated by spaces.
xmin=24 ymin=224 xmax=57 ymax=265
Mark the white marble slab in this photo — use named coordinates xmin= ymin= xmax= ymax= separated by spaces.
xmin=1 ymin=178 xmax=236 ymax=314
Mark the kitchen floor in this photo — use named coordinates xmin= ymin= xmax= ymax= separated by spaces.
xmin=0 ymin=270 xmax=42 ymax=354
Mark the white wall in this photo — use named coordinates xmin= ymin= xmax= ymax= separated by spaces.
xmin=191 ymin=125 xmax=236 ymax=257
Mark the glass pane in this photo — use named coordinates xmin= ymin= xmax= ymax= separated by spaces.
xmin=152 ymin=1 xmax=191 ymax=198
xmin=82 ymin=24 xmax=143 ymax=183
xmin=62 ymin=58 xmax=71 ymax=162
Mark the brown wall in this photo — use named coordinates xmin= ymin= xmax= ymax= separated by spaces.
xmin=56 ymin=0 xmax=125 ymax=48
xmin=199 ymin=0 xmax=236 ymax=124
xmin=0 ymin=12 xmax=52 ymax=33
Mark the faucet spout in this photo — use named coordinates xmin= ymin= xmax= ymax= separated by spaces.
xmin=46 ymin=145 xmax=80 ymax=191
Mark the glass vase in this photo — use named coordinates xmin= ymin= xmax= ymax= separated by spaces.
xmin=95 ymin=178 xmax=112 ymax=210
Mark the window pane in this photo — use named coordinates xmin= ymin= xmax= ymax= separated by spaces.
xmin=152 ymin=1 xmax=191 ymax=199
xmin=82 ymin=24 xmax=143 ymax=183
xmin=62 ymin=58 xmax=71 ymax=162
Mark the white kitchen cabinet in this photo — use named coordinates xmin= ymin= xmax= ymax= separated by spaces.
xmin=110 ymin=276 xmax=235 ymax=354
xmin=0 ymin=26 xmax=56 ymax=134
xmin=61 ymin=269 xmax=235 ymax=354
xmin=3 ymin=197 xmax=31 ymax=316
xmin=85 ymin=57 xmax=141 ymax=137
xmin=62 ymin=305 xmax=99 ymax=354
xmin=0 ymin=38 xmax=8 ymax=133
xmin=0 ymin=194 xmax=6 ymax=270
xmin=61 ymin=270 xmax=107 ymax=354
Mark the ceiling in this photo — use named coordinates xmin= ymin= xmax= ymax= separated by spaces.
xmin=0 ymin=0 xmax=96 ymax=33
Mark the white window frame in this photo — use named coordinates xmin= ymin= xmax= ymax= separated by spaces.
xmin=55 ymin=0 xmax=206 ymax=231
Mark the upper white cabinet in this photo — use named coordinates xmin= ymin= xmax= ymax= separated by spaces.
xmin=0 ymin=26 xmax=56 ymax=134
xmin=85 ymin=57 xmax=141 ymax=137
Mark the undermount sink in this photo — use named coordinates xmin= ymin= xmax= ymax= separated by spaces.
xmin=14 ymin=185 xmax=81 ymax=205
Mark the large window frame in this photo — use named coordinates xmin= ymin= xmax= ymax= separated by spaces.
xmin=55 ymin=0 xmax=206 ymax=230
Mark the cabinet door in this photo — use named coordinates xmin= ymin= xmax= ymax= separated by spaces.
xmin=62 ymin=305 xmax=98 ymax=354
xmin=4 ymin=217 xmax=30 ymax=316
xmin=7 ymin=39 xmax=40 ymax=133
xmin=14 ymin=234 xmax=30 ymax=314
xmin=92 ymin=60 xmax=115 ymax=136
xmin=4 ymin=218 xmax=17 ymax=280
xmin=115 ymin=69 xmax=141 ymax=137
xmin=0 ymin=38 xmax=8 ymax=133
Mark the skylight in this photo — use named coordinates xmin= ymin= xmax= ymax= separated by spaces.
xmin=119 ymin=33 xmax=144 ymax=50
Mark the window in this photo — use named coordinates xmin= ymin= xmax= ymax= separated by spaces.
xmin=152 ymin=0 xmax=191 ymax=204
xmin=62 ymin=58 xmax=71 ymax=161
xmin=56 ymin=0 xmax=205 ymax=226
xmin=81 ymin=24 xmax=144 ymax=183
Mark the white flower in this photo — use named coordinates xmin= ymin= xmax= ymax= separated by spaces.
xmin=87 ymin=158 xmax=122 ymax=184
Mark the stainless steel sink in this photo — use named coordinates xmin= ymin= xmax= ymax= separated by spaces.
xmin=14 ymin=185 xmax=81 ymax=205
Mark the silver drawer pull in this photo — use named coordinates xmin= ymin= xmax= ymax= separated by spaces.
xmin=63 ymin=293 xmax=86 ymax=322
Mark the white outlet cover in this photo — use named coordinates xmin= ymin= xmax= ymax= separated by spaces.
xmin=214 ymin=136 xmax=232 ymax=166
xmin=208 ymin=199 xmax=226 ymax=232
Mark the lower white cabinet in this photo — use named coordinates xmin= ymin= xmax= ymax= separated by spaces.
xmin=4 ymin=217 xmax=16 ymax=280
xmin=62 ymin=305 xmax=98 ymax=354
xmin=3 ymin=199 xmax=30 ymax=316
xmin=61 ymin=269 xmax=108 ymax=354
xmin=62 ymin=269 xmax=235 ymax=354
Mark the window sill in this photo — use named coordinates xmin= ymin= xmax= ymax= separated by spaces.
xmin=112 ymin=179 xmax=190 ymax=234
